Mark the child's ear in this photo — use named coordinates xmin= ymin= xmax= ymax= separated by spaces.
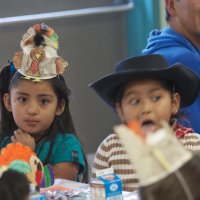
xmin=3 ymin=93 xmax=12 ymax=112
xmin=116 ymin=102 xmax=125 ymax=123
xmin=172 ymin=93 xmax=180 ymax=115
xmin=56 ymin=99 xmax=65 ymax=116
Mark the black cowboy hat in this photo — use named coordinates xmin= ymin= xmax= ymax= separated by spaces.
xmin=89 ymin=54 xmax=200 ymax=110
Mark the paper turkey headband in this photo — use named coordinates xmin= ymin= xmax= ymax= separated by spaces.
xmin=12 ymin=23 xmax=68 ymax=80
xmin=115 ymin=121 xmax=193 ymax=187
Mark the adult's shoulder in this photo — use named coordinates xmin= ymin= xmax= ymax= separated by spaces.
xmin=143 ymin=27 xmax=200 ymax=68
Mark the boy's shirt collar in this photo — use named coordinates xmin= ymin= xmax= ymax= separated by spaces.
xmin=171 ymin=118 xmax=194 ymax=139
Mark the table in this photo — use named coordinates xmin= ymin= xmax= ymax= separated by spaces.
xmin=40 ymin=179 xmax=139 ymax=199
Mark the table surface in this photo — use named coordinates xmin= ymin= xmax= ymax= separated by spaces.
xmin=40 ymin=179 xmax=140 ymax=200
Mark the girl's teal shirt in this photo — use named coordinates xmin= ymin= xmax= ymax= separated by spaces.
xmin=0 ymin=133 xmax=85 ymax=175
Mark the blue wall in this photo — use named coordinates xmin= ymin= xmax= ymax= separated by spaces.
xmin=127 ymin=0 xmax=161 ymax=56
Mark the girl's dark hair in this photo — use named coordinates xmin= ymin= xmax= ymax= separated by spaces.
xmin=0 ymin=65 xmax=89 ymax=183
xmin=0 ymin=169 xmax=30 ymax=200
xmin=0 ymin=65 xmax=16 ymax=135
xmin=140 ymin=155 xmax=200 ymax=200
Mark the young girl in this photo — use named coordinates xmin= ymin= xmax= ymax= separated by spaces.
xmin=89 ymin=54 xmax=200 ymax=192
xmin=0 ymin=23 xmax=88 ymax=183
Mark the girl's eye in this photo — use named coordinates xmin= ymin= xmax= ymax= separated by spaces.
xmin=40 ymin=99 xmax=49 ymax=105
xmin=130 ymin=98 xmax=140 ymax=105
xmin=18 ymin=97 xmax=27 ymax=103
xmin=152 ymin=96 xmax=161 ymax=102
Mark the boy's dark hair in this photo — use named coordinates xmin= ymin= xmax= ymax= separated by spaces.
xmin=0 ymin=65 xmax=89 ymax=183
xmin=0 ymin=169 xmax=30 ymax=200
xmin=140 ymin=155 xmax=200 ymax=200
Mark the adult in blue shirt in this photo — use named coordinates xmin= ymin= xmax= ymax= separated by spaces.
xmin=142 ymin=0 xmax=200 ymax=133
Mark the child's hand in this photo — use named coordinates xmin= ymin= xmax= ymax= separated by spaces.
xmin=11 ymin=129 xmax=36 ymax=151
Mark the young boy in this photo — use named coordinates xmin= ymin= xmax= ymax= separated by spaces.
xmin=89 ymin=54 xmax=200 ymax=192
